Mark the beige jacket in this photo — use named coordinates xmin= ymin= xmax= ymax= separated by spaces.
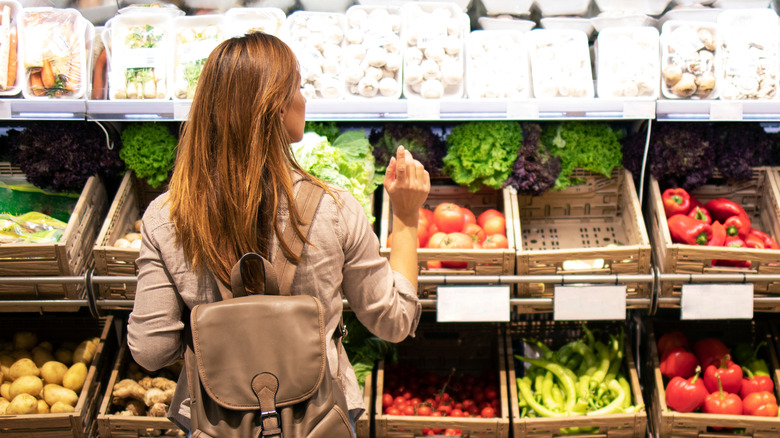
xmin=127 ymin=179 xmax=421 ymax=410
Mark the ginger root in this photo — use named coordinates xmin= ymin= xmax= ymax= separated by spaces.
xmin=147 ymin=402 xmax=169 ymax=417
xmin=144 ymin=387 xmax=174 ymax=406
xmin=151 ymin=377 xmax=176 ymax=391
xmin=113 ymin=379 xmax=146 ymax=402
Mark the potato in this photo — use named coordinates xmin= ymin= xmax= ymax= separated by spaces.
xmin=9 ymin=358 xmax=40 ymax=380
xmin=6 ymin=393 xmax=38 ymax=415
xmin=0 ymin=382 xmax=10 ymax=400
xmin=134 ymin=219 xmax=142 ymax=232
xmin=13 ymin=332 xmax=37 ymax=351
xmin=0 ymin=354 xmax=13 ymax=381
xmin=0 ymin=397 xmax=8 ymax=414
xmin=50 ymin=401 xmax=75 ymax=413
xmin=36 ymin=341 xmax=53 ymax=352
xmin=42 ymin=384 xmax=79 ymax=407
xmin=62 ymin=362 xmax=87 ymax=393
xmin=54 ymin=348 xmax=73 ymax=365
xmin=40 ymin=361 xmax=69 ymax=385
xmin=9 ymin=375 xmax=42 ymax=399
xmin=37 ymin=399 xmax=50 ymax=414
xmin=72 ymin=339 xmax=98 ymax=365
xmin=31 ymin=347 xmax=55 ymax=368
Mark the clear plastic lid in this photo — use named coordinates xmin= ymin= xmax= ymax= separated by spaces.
xmin=465 ymin=30 xmax=530 ymax=99
xmin=596 ymin=26 xmax=659 ymax=99
xmin=528 ymin=29 xmax=594 ymax=98
xmin=171 ymin=14 xmax=226 ymax=100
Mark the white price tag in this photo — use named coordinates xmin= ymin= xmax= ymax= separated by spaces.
xmin=710 ymin=101 xmax=744 ymax=121
xmin=173 ymin=102 xmax=191 ymax=121
xmin=408 ymin=100 xmax=441 ymax=120
xmin=623 ymin=101 xmax=655 ymax=119
xmin=436 ymin=285 xmax=510 ymax=322
xmin=681 ymin=284 xmax=753 ymax=320
xmin=507 ymin=100 xmax=539 ymax=119
xmin=0 ymin=100 xmax=11 ymax=119
xmin=554 ymin=285 xmax=626 ymax=321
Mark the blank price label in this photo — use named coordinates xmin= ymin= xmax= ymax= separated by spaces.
xmin=681 ymin=284 xmax=753 ymax=320
xmin=554 ymin=285 xmax=626 ymax=321
xmin=173 ymin=102 xmax=191 ymax=121
xmin=507 ymin=100 xmax=539 ymax=119
xmin=437 ymin=285 xmax=510 ymax=322
xmin=407 ymin=100 xmax=440 ymax=120
xmin=710 ymin=101 xmax=743 ymax=121
xmin=0 ymin=100 xmax=10 ymax=119
xmin=623 ymin=101 xmax=655 ymax=119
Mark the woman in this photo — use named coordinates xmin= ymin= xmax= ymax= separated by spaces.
xmin=127 ymin=32 xmax=430 ymax=435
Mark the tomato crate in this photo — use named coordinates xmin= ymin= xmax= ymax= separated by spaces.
xmin=93 ymin=171 xmax=167 ymax=300
xmin=96 ymin=339 xmax=183 ymax=438
xmin=0 ymin=315 xmax=118 ymax=437
xmin=649 ymin=167 xmax=780 ymax=310
xmin=379 ymin=184 xmax=517 ymax=297
xmin=646 ymin=320 xmax=780 ymax=438
xmin=505 ymin=320 xmax=646 ymax=438
xmin=512 ymin=169 xmax=651 ymax=311
xmin=356 ymin=365 xmax=374 ymax=438
xmin=373 ymin=322 xmax=510 ymax=438
xmin=0 ymin=164 xmax=108 ymax=309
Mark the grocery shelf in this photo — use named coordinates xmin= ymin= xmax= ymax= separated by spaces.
xmin=656 ymin=99 xmax=780 ymax=121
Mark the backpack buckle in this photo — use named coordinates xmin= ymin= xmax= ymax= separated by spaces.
xmin=260 ymin=410 xmax=282 ymax=437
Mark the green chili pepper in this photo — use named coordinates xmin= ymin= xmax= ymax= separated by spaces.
xmin=524 ymin=337 xmax=555 ymax=361
xmin=565 ymin=353 xmax=583 ymax=371
xmin=542 ymin=371 xmax=559 ymax=411
xmin=554 ymin=343 xmax=575 ymax=365
xmin=517 ymin=377 xmax=560 ymax=417
xmin=516 ymin=355 xmax=577 ymax=412
xmin=587 ymin=380 xmax=625 ymax=416
xmin=552 ymin=385 xmax=564 ymax=409
xmin=590 ymin=342 xmax=611 ymax=385
xmin=582 ymin=323 xmax=595 ymax=348
xmin=618 ymin=376 xmax=632 ymax=409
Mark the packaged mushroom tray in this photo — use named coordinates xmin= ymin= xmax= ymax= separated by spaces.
xmin=660 ymin=20 xmax=718 ymax=99
xmin=528 ymin=29 xmax=594 ymax=98
xmin=466 ymin=30 xmax=530 ymax=99
xmin=343 ymin=5 xmax=402 ymax=99
xmin=596 ymin=26 xmax=659 ymax=99
xmin=401 ymin=1 xmax=468 ymax=99
xmin=21 ymin=8 xmax=92 ymax=99
xmin=285 ymin=11 xmax=346 ymax=100
xmin=104 ymin=8 xmax=180 ymax=100
xmin=716 ymin=9 xmax=779 ymax=100
xmin=171 ymin=15 xmax=226 ymax=100
xmin=224 ymin=7 xmax=285 ymax=37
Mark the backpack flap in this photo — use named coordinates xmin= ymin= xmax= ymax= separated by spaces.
xmin=190 ymin=294 xmax=327 ymax=410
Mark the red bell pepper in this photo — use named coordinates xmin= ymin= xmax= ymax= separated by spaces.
xmin=743 ymin=391 xmax=779 ymax=417
xmin=690 ymin=195 xmax=704 ymax=210
xmin=703 ymin=355 xmax=743 ymax=394
xmin=745 ymin=233 xmax=766 ymax=249
xmin=660 ymin=347 xmax=699 ymax=379
xmin=708 ymin=221 xmax=727 ymax=247
xmin=713 ymin=239 xmax=752 ymax=268
xmin=657 ymin=331 xmax=690 ymax=357
xmin=723 ymin=215 xmax=750 ymax=239
xmin=668 ymin=215 xmax=713 ymax=246
xmin=704 ymin=198 xmax=750 ymax=224
xmin=694 ymin=338 xmax=730 ymax=369
xmin=741 ymin=367 xmax=775 ymax=399
xmin=703 ymin=375 xmax=744 ymax=419
xmin=748 ymin=228 xmax=780 ymax=250
xmin=687 ymin=206 xmax=712 ymax=224
xmin=665 ymin=368 xmax=708 ymax=413
xmin=663 ymin=188 xmax=692 ymax=218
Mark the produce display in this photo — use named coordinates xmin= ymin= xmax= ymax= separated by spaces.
xmin=368 ymin=123 xmax=447 ymax=178
xmin=286 ymin=11 xmax=345 ymax=100
xmin=658 ymin=330 xmax=778 ymax=419
xmin=660 ymin=21 xmax=718 ymax=99
xmin=401 ymin=2 xmax=467 ymax=99
xmin=0 ymin=331 xmax=99 ymax=415
xmin=172 ymin=16 xmax=224 ymax=100
xmin=513 ymin=324 xmax=643 ymax=425
xmin=466 ymin=30 xmax=529 ymax=99
xmin=343 ymin=5 xmax=402 ymax=99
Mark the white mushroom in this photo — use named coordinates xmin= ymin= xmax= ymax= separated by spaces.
xmin=365 ymin=66 xmax=384 ymax=82
xmin=404 ymin=64 xmax=423 ymax=85
xmin=348 ymin=9 xmax=367 ymax=28
xmin=441 ymin=59 xmax=463 ymax=86
xmin=379 ymin=77 xmax=399 ymax=97
xmin=405 ymin=47 xmax=424 ymax=65
xmin=421 ymin=79 xmax=444 ymax=98
xmin=322 ymin=58 xmax=340 ymax=76
xmin=357 ymin=77 xmax=379 ymax=97
xmin=443 ymin=36 xmax=461 ymax=56
xmin=366 ymin=47 xmax=388 ymax=68
xmin=319 ymin=77 xmax=342 ymax=99
xmin=346 ymin=28 xmax=363 ymax=45
xmin=421 ymin=59 xmax=441 ymax=81
xmin=385 ymin=54 xmax=402 ymax=72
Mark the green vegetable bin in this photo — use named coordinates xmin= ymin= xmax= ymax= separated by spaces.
xmin=0 ymin=162 xmax=108 ymax=310
xmin=512 ymin=168 xmax=652 ymax=312
xmin=649 ymin=167 xmax=780 ymax=311
xmin=506 ymin=320 xmax=646 ymax=438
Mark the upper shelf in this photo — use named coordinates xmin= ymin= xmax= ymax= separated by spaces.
xmin=7 ymin=98 xmax=780 ymax=122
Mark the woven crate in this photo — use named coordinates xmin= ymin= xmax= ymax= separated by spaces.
xmin=512 ymin=169 xmax=651 ymax=311
xmin=379 ymin=184 xmax=517 ymax=297
xmin=0 ymin=165 xmax=108 ymax=307
xmin=93 ymin=171 xmax=167 ymax=300
xmin=373 ymin=322 xmax=510 ymax=438
xmin=506 ymin=320 xmax=647 ymax=438
xmin=96 ymin=340 xmax=182 ymax=438
xmin=646 ymin=320 xmax=780 ymax=437
xmin=649 ymin=168 xmax=780 ymax=309
xmin=0 ymin=315 xmax=117 ymax=437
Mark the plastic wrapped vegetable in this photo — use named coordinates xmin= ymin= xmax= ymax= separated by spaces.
xmin=172 ymin=17 xmax=224 ymax=100
xmin=0 ymin=3 xmax=20 ymax=95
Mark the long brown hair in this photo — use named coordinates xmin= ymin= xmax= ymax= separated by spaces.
xmin=168 ymin=32 xmax=319 ymax=286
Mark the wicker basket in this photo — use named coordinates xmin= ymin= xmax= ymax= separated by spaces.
xmin=373 ymin=322 xmax=510 ymax=438
xmin=0 ymin=164 xmax=108 ymax=309
xmin=512 ymin=169 xmax=651 ymax=313
xmin=646 ymin=320 xmax=780 ymax=437
xmin=379 ymin=184 xmax=517 ymax=298
xmin=0 ymin=315 xmax=117 ymax=437
xmin=649 ymin=168 xmax=780 ymax=311
xmin=506 ymin=320 xmax=647 ymax=438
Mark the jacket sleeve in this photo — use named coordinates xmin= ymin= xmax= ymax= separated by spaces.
xmin=337 ymin=193 xmax=421 ymax=343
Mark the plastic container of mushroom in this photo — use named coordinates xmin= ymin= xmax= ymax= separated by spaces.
xmin=527 ymin=28 xmax=594 ymax=99
xmin=716 ymin=8 xmax=779 ymax=101
xmin=285 ymin=11 xmax=347 ymax=100
xmin=343 ymin=5 xmax=403 ymax=100
xmin=659 ymin=20 xmax=719 ymax=100
xmin=465 ymin=30 xmax=531 ymax=99
xmin=595 ymin=26 xmax=660 ymax=99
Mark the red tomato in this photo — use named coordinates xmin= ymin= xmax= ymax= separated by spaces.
xmin=480 ymin=406 xmax=496 ymax=418
xmin=483 ymin=234 xmax=509 ymax=249
xmin=466 ymin=404 xmax=479 ymax=416
xmin=428 ymin=222 xmax=441 ymax=235
xmin=461 ymin=399 xmax=475 ymax=412
xmin=431 ymin=411 xmax=443 ymax=417
xmin=477 ymin=209 xmax=504 ymax=228
xmin=483 ymin=216 xmax=506 ymax=236
xmin=421 ymin=208 xmax=434 ymax=224
xmin=403 ymin=405 xmax=415 ymax=416
xmin=444 ymin=429 xmax=462 ymax=436
xmin=422 ymin=429 xmax=434 ymax=436
xmin=393 ymin=396 xmax=406 ymax=407
xmin=436 ymin=403 xmax=453 ymax=416
xmin=416 ymin=405 xmax=433 ymax=416
xmin=410 ymin=397 xmax=422 ymax=407
xmin=418 ymin=215 xmax=430 ymax=248
xmin=462 ymin=208 xmax=477 ymax=226
xmin=427 ymin=232 xmax=448 ymax=249
xmin=449 ymin=408 xmax=465 ymax=417
xmin=439 ymin=232 xmax=472 ymax=269
xmin=434 ymin=203 xmax=465 ymax=233
xmin=382 ymin=393 xmax=393 ymax=408
xmin=426 ymin=260 xmax=443 ymax=269
xmin=385 ymin=406 xmax=401 ymax=415
xmin=484 ymin=385 xmax=498 ymax=401
xmin=462 ymin=223 xmax=486 ymax=244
